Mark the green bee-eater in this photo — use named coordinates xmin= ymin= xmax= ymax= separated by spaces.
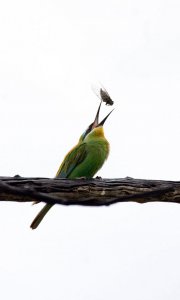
xmin=30 ymin=100 xmax=113 ymax=229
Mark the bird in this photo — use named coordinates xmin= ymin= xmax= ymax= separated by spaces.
xmin=30 ymin=100 xmax=113 ymax=229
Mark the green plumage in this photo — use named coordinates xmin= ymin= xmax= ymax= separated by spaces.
xmin=57 ymin=129 xmax=109 ymax=179
xmin=30 ymin=126 xmax=109 ymax=229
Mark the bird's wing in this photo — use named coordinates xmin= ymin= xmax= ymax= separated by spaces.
xmin=56 ymin=142 xmax=87 ymax=178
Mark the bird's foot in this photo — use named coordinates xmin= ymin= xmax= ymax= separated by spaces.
xmin=96 ymin=176 xmax=102 ymax=180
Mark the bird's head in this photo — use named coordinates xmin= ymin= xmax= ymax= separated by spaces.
xmin=79 ymin=101 xmax=113 ymax=142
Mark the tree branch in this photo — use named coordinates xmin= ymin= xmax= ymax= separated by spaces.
xmin=0 ymin=176 xmax=179 ymax=206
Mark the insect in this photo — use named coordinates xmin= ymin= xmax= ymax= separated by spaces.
xmin=92 ymin=84 xmax=114 ymax=106
xmin=100 ymin=88 xmax=114 ymax=106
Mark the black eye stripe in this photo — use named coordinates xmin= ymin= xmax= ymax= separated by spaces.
xmin=81 ymin=124 xmax=93 ymax=141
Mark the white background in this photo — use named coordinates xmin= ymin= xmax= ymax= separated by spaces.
xmin=0 ymin=0 xmax=180 ymax=299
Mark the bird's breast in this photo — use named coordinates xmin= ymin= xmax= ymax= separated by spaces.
xmin=76 ymin=138 xmax=109 ymax=178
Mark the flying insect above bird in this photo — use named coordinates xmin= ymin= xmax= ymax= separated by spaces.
xmin=30 ymin=89 xmax=114 ymax=229
xmin=92 ymin=83 xmax=114 ymax=106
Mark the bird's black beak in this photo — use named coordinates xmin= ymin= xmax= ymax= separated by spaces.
xmin=81 ymin=100 xmax=113 ymax=141
xmin=90 ymin=100 xmax=102 ymax=130
xmin=97 ymin=109 xmax=114 ymax=127
xmin=91 ymin=100 xmax=114 ymax=128
xmin=87 ymin=100 xmax=113 ymax=135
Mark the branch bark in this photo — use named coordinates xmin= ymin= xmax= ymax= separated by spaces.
xmin=0 ymin=176 xmax=179 ymax=206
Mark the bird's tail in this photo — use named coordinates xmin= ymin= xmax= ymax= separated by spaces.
xmin=30 ymin=203 xmax=54 ymax=229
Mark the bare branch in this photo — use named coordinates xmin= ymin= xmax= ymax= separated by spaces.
xmin=0 ymin=176 xmax=178 ymax=206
